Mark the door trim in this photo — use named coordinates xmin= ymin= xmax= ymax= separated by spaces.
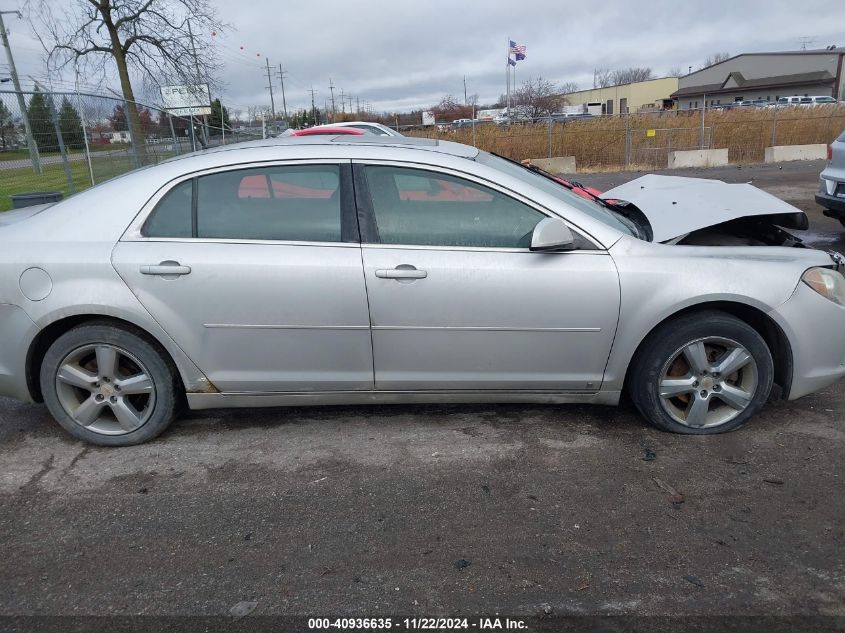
xmin=187 ymin=389 xmax=622 ymax=409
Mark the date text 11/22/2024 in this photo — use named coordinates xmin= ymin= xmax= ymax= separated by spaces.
xmin=307 ymin=617 xmax=529 ymax=630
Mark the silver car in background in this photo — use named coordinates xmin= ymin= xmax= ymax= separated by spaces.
xmin=816 ymin=129 xmax=845 ymax=226
xmin=1 ymin=136 xmax=845 ymax=446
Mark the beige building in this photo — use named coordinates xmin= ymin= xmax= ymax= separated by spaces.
xmin=564 ymin=77 xmax=679 ymax=115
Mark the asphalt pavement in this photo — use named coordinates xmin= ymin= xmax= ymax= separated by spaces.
xmin=0 ymin=160 xmax=843 ymax=625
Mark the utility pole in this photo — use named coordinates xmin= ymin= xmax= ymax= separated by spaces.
xmin=264 ymin=57 xmax=276 ymax=123
xmin=0 ymin=10 xmax=40 ymax=174
xmin=463 ymin=75 xmax=468 ymax=105
xmin=328 ymin=78 xmax=336 ymax=122
xmin=308 ymin=87 xmax=318 ymax=126
xmin=276 ymin=65 xmax=288 ymax=120
xmin=339 ymin=88 xmax=345 ymax=114
xmin=356 ymin=96 xmax=360 ymax=115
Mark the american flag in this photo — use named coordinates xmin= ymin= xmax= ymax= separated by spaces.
xmin=509 ymin=42 xmax=527 ymax=55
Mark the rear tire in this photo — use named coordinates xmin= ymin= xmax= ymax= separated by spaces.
xmin=629 ymin=311 xmax=773 ymax=434
xmin=40 ymin=324 xmax=180 ymax=446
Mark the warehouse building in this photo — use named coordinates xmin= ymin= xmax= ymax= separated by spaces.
xmin=563 ymin=77 xmax=678 ymax=115
xmin=672 ymin=49 xmax=845 ymax=109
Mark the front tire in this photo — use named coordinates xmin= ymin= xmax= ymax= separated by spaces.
xmin=40 ymin=324 xmax=180 ymax=446
xmin=630 ymin=311 xmax=773 ymax=434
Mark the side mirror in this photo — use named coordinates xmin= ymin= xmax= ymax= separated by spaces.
xmin=529 ymin=217 xmax=576 ymax=252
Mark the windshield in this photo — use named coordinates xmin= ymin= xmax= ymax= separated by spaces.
xmin=475 ymin=151 xmax=639 ymax=238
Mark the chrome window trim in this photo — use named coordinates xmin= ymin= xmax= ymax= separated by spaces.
xmin=121 ymin=158 xmax=353 ymax=243
xmin=352 ymin=158 xmax=605 ymax=251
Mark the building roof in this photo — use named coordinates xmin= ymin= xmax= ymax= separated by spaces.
xmin=681 ymin=49 xmax=843 ymax=81
xmin=671 ymin=71 xmax=836 ymax=98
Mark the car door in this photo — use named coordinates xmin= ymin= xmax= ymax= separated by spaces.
xmin=355 ymin=162 xmax=620 ymax=391
xmin=112 ymin=161 xmax=374 ymax=393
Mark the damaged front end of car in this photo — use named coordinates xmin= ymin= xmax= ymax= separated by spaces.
xmin=600 ymin=174 xmax=812 ymax=248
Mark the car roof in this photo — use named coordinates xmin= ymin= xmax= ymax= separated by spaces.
xmin=160 ymin=135 xmax=479 ymax=165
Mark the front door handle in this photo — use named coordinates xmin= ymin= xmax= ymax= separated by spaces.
xmin=140 ymin=261 xmax=192 ymax=276
xmin=375 ymin=267 xmax=427 ymax=280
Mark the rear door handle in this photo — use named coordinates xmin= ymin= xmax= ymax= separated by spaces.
xmin=375 ymin=267 xmax=427 ymax=280
xmin=140 ymin=262 xmax=192 ymax=276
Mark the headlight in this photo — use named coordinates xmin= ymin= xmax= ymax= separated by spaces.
xmin=802 ymin=267 xmax=845 ymax=306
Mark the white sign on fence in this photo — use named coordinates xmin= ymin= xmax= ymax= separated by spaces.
xmin=160 ymin=84 xmax=212 ymax=116
xmin=422 ymin=111 xmax=435 ymax=126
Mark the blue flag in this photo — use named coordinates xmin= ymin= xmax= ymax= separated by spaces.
xmin=508 ymin=57 xmax=516 ymax=66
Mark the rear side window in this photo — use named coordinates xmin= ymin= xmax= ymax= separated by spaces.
xmin=143 ymin=165 xmax=343 ymax=242
xmin=365 ymin=165 xmax=545 ymax=248
xmin=143 ymin=180 xmax=192 ymax=238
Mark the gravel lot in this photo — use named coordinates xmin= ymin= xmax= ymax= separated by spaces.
xmin=1 ymin=160 xmax=843 ymax=624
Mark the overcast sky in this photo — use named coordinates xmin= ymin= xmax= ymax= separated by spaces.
xmin=2 ymin=0 xmax=843 ymax=116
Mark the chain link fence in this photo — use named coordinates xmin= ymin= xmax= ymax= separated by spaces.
xmin=0 ymin=89 xmax=262 ymax=211
xmin=407 ymin=104 xmax=845 ymax=170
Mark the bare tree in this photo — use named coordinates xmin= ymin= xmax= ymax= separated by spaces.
xmin=593 ymin=68 xmax=613 ymax=88
xmin=667 ymin=66 xmax=683 ymax=77
xmin=702 ymin=52 xmax=731 ymax=68
xmin=610 ymin=67 xmax=653 ymax=85
xmin=513 ymin=77 xmax=564 ymax=119
xmin=560 ymin=81 xmax=579 ymax=95
xmin=35 ymin=0 xmax=224 ymax=163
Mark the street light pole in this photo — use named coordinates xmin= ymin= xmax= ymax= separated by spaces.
xmin=0 ymin=10 xmax=41 ymax=173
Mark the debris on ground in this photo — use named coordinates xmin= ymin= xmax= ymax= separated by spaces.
xmin=454 ymin=559 xmax=471 ymax=570
xmin=683 ymin=575 xmax=705 ymax=588
xmin=229 ymin=601 xmax=258 ymax=619
xmin=653 ymin=477 xmax=685 ymax=507
xmin=642 ymin=448 xmax=656 ymax=462
xmin=763 ymin=478 xmax=785 ymax=485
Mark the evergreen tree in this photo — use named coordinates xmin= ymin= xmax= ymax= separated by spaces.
xmin=58 ymin=98 xmax=84 ymax=150
xmin=27 ymin=89 xmax=58 ymax=153
xmin=0 ymin=100 xmax=14 ymax=150
xmin=208 ymin=98 xmax=229 ymax=135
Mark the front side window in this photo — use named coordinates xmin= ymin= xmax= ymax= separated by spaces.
xmin=365 ymin=166 xmax=545 ymax=248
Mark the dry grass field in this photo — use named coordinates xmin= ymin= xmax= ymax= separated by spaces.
xmin=408 ymin=104 xmax=845 ymax=169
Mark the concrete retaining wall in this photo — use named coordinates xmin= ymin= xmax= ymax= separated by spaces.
xmin=528 ymin=156 xmax=576 ymax=174
xmin=764 ymin=144 xmax=828 ymax=163
xmin=667 ymin=149 xmax=729 ymax=169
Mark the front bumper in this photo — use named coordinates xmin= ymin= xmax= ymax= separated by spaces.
xmin=0 ymin=303 xmax=38 ymax=403
xmin=769 ymin=281 xmax=845 ymax=400
xmin=816 ymin=192 xmax=845 ymax=215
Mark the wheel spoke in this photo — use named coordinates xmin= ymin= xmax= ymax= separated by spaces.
xmin=682 ymin=342 xmax=709 ymax=375
xmin=685 ymin=396 xmax=709 ymax=427
xmin=73 ymin=396 xmax=103 ymax=426
xmin=660 ymin=376 xmax=698 ymax=398
xmin=57 ymin=364 xmax=97 ymax=390
xmin=111 ymin=399 xmax=144 ymax=432
xmin=115 ymin=373 xmax=153 ymax=395
xmin=713 ymin=348 xmax=752 ymax=377
xmin=95 ymin=346 xmax=120 ymax=380
xmin=715 ymin=384 xmax=753 ymax=411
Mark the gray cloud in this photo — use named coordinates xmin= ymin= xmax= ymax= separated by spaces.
xmin=3 ymin=0 xmax=843 ymax=115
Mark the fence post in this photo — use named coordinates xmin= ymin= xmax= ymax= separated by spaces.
xmin=771 ymin=105 xmax=778 ymax=147
xmin=548 ymin=116 xmax=552 ymax=158
xmin=624 ymin=114 xmax=631 ymax=168
xmin=168 ymin=114 xmax=180 ymax=155
xmin=46 ymin=91 xmax=75 ymax=195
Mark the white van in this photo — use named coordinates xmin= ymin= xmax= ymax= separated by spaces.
xmin=777 ymin=95 xmax=838 ymax=107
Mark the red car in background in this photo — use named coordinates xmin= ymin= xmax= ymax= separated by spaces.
xmin=288 ymin=127 xmax=365 ymax=136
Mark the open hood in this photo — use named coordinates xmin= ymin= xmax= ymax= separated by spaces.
xmin=600 ymin=174 xmax=807 ymax=243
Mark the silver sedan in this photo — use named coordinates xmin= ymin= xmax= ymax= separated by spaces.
xmin=1 ymin=136 xmax=844 ymax=445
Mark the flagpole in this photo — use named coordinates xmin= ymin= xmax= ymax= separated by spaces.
xmin=506 ymin=36 xmax=510 ymax=118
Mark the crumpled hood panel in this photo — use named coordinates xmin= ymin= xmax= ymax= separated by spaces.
xmin=601 ymin=174 xmax=806 ymax=243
